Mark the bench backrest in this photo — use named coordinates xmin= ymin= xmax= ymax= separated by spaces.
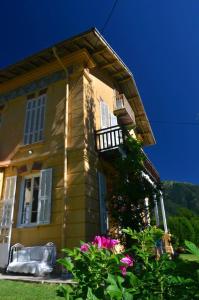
xmin=11 ymin=245 xmax=56 ymax=265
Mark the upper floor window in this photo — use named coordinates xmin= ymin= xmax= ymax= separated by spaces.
xmin=100 ymin=99 xmax=117 ymax=129
xmin=24 ymin=94 xmax=46 ymax=145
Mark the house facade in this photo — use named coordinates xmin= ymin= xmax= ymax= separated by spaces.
xmin=0 ymin=29 xmax=166 ymax=269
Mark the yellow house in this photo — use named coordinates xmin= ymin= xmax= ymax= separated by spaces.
xmin=0 ymin=28 xmax=163 ymax=270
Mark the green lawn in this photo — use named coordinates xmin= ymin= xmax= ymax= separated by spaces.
xmin=0 ymin=280 xmax=60 ymax=300
xmin=0 ymin=255 xmax=198 ymax=299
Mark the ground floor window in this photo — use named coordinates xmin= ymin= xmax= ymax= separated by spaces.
xmin=21 ymin=175 xmax=40 ymax=225
xmin=18 ymin=169 xmax=52 ymax=226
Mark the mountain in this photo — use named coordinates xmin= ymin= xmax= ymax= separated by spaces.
xmin=162 ymin=181 xmax=199 ymax=216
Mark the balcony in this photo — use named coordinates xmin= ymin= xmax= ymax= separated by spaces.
xmin=114 ymin=94 xmax=136 ymax=126
xmin=95 ymin=125 xmax=124 ymax=152
xmin=95 ymin=125 xmax=159 ymax=183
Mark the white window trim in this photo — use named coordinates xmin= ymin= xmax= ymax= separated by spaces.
xmin=17 ymin=168 xmax=52 ymax=228
xmin=17 ymin=173 xmax=40 ymax=227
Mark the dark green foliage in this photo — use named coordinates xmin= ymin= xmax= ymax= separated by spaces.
xmin=168 ymin=216 xmax=196 ymax=246
xmin=163 ymin=181 xmax=199 ymax=246
xmin=163 ymin=181 xmax=199 ymax=216
xmin=109 ymin=137 xmax=159 ymax=239
xmin=57 ymin=227 xmax=198 ymax=299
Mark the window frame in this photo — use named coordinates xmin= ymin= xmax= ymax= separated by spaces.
xmin=17 ymin=168 xmax=52 ymax=228
xmin=17 ymin=173 xmax=40 ymax=227
xmin=23 ymin=94 xmax=46 ymax=145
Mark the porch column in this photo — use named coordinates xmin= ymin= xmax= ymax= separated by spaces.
xmin=154 ymin=195 xmax=160 ymax=226
xmin=144 ymin=197 xmax=150 ymax=226
xmin=160 ymin=191 xmax=168 ymax=233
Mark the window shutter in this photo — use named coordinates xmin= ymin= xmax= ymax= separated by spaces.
xmin=24 ymin=99 xmax=34 ymax=145
xmin=110 ymin=113 xmax=118 ymax=126
xmin=98 ymin=172 xmax=108 ymax=234
xmin=24 ymin=95 xmax=46 ymax=145
xmin=100 ymin=100 xmax=110 ymax=128
xmin=1 ymin=176 xmax=17 ymax=228
xmin=38 ymin=169 xmax=52 ymax=224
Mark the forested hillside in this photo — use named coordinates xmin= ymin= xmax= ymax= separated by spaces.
xmin=163 ymin=181 xmax=199 ymax=246
xmin=163 ymin=181 xmax=199 ymax=216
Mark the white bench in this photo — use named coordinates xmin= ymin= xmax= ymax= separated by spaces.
xmin=7 ymin=242 xmax=56 ymax=276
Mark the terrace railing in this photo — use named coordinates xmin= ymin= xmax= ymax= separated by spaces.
xmin=95 ymin=125 xmax=125 ymax=152
xmin=95 ymin=125 xmax=160 ymax=183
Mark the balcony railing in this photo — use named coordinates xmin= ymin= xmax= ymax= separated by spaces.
xmin=114 ymin=94 xmax=136 ymax=126
xmin=95 ymin=125 xmax=160 ymax=183
xmin=95 ymin=125 xmax=124 ymax=152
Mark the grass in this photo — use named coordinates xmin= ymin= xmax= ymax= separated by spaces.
xmin=174 ymin=253 xmax=199 ymax=280
xmin=0 ymin=280 xmax=60 ymax=300
xmin=0 ymin=255 xmax=198 ymax=299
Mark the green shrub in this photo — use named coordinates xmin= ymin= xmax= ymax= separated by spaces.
xmin=57 ymin=227 xmax=198 ymax=299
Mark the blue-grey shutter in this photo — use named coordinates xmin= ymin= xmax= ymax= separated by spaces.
xmin=38 ymin=169 xmax=52 ymax=224
xmin=1 ymin=176 xmax=17 ymax=228
xmin=24 ymin=95 xmax=46 ymax=144
xmin=98 ymin=172 xmax=108 ymax=234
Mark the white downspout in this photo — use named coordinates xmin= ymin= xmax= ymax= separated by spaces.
xmin=154 ymin=195 xmax=160 ymax=226
xmin=52 ymin=48 xmax=69 ymax=251
xmin=160 ymin=191 xmax=168 ymax=233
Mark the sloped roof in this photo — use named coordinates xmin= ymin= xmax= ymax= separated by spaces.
xmin=0 ymin=28 xmax=155 ymax=146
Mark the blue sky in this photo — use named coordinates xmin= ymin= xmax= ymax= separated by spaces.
xmin=1 ymin=0 xmax=199 ymax=184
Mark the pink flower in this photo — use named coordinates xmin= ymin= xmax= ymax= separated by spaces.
xmin=93 ymin=236 xmax=119 ymax=249
xmin=106 ymin=239 xmax=119 ymax=249
xmin=120 ymin=255 xmax=134 ymax=267
xmin=80 ymin=243 xmax=90 ymax=252
xmin=93 ymin=236 xmax=103 ymax=248
xmin=119 ymin=265 xmax=127 ymax=276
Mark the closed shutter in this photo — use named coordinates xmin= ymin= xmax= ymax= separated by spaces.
xmin=38 ymin=169 xmax=52 ymax=224
xmin=100 ymin=100 xmax=110 ymax=129
xmin=24 ymin=95 xmax=46 ymax=145
xmin=1 ymin=176 xmax=17 ymax=228
xmin=98 ymin=172 xmax=108 ymax=234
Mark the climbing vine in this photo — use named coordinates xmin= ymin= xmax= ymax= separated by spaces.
xmin=109 ymin=135 xmax=160 ymax=242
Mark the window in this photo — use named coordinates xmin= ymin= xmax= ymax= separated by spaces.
xmin=100 ymin=99 xmax=118 ymax=129
xmin=100 ymin=99 xmax=110 ymax=129
xmin=24 ymin=95 xmax=46 ymax=145
xmin=18 ymin=169 xmax=52 ymax=226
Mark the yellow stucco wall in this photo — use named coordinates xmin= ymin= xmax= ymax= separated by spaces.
xmin=0 ymin=50 xmax=137 ymax=256
xmin=0 ymin=79 xmax=66 ymax=253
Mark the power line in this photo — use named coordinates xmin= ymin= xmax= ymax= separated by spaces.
xmin=151 ymin=121 xmax=199 ymax=126
xmin=101 ymin=0 xmax=119 ymax=33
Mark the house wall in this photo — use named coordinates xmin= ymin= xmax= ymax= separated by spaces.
xmin=0 ymin=79 xmax=66 ymax=253
xmin=82 ymin=69 xmax=119 ymax=241
xmin=0 ymin=50 xmax=137 ymax=255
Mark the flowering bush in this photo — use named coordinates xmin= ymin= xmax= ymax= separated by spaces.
xmin=57 ymin=227 xmax=196 ymax=299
